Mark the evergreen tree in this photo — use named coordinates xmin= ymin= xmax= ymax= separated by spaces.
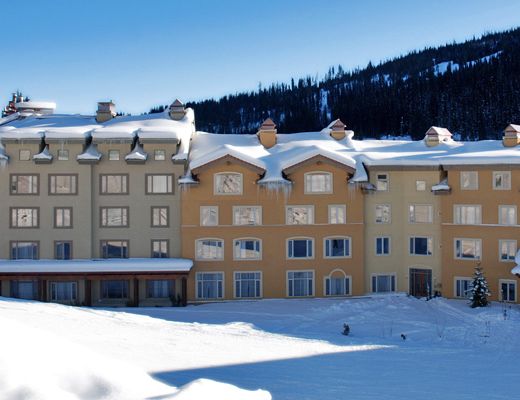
xmin=469 ymin=263 xmax=491 ymax=308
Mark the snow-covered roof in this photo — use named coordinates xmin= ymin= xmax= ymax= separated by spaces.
xmin=0 ymin=258 xmax=193 ymax=274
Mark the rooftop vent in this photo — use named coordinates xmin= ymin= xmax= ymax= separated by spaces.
xmin=96 ymin=101 xmax=116 ymax=123
xmin=424 ymin=126 xmax=452 ymax=147
xmin=169 ymin=99 xmax=186 ymax=121
xmin=257 ymin=118 xmax=277 ymax=148
xmin=502 ymin=124 xmax=520 ymax=147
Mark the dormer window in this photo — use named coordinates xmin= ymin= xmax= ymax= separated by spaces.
xmin=376 ymin=173 xmax=389 ymax=191
xmin=108 ymin=150 xmax=120 ymax=161
xmin=57 ymin=149 xmax=69 ymax=161
xmin=304 ymin=172 xmax=332 ymax=194
xmin=214 ymin=173 xmax=243 ymax=195
xmin=19 ymin=149 xmax=31 ymax=161
xmin=154 ymin=150 xmax=166 ymax=161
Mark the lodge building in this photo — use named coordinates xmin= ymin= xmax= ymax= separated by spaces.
xmin=1 ymin=97 xmax=520 ymax=305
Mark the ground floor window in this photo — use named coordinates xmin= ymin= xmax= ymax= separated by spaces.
xmin=234 ymin=272 xmax=261 ymax=298
xmin=287 ymin=271 xmax=314 ymax=297
xmin=325 ymin=275 xmax=351 ymax=296
xmin=50 ymin=281 xmax=77 ymax=302
xmin=146 ymin=280 xmax=171 ymax=298
xmin=10 ymin=280 xmax=37 ymax=299
xmin=500 ymin=280 xmax=516 ymax=302
xmin=454 ymin=277 xmax=473 ymax=299
xmin=372 ymin=274 xmax=396 ymax=293
xmin=101 ymin=280 xmax=129 ymax=299
xmin=196 ymin=272 xmax=224 ymax=299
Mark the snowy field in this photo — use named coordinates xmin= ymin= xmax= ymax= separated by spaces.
xmin=1 ymin=294 xmax=519 ymax=399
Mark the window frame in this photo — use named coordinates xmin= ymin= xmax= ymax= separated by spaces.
xmin=499 ymin=239 xmax=517 ymax=262
xmin=146 ymin=279 xmax=172 ymax=299
xmin=151 ymin=206 xmax=169 ymax=227
xmin=233 ymin=238 xmax=262 ymax=260
xmin=154 ymin=149 xmax=166 ymax=161
xmin=460 ymin=171 xmax=478 ymax=190
xmin=286 ymin=237 xmax=314 ymax=260
xmin=287 ymin=270 xmax=315 ymax=297
xmin=324 ymin=271 xmax=352 ymax=297
xmin=54 ymin=240 xmax=73 ymax=260
xmin=10 ymin=241 xmax=39 ymax=260
xmin=10 ymin=207 xmax=39 ymax=228
xmin=57 ymin=149 xmax=69 ymax=161
xmin=375 ymin=204 xmax=391 ymax=224
xmin=408 ymin=204 xmax=433 ymax=224
xmin=232 ymin=206 xmax=262 ymax=226
xmin=499 ymin=279 xmax=517 ymax=303
xmin=100 ymin=240 xmax=129 ymax=259
xmin=376 ymin=173 xmax=389 ymax=191
xmin=213 ymin=172 xmax=243 ymax=195
xmin=100 ymin=206 xmax=129 ymax=228
xmin=10 ymin=174 xmax=39 ymax=195
xmin=233 ymin=271 xmax=262 ymax=299
xmin=371 ymin=273 xmax=397 ymax=293
xmin=492 ymin=171 xmax=511 ymax=190
xmin=19 ymin=149 xmax=31 ymax=161
xmin=454 ymin=238 xmax=482 ymax=260
xmin=196 ymin=272 xmax=225 ymax=300
xmin=454 ymin=277 xmax=473 ymax=299
xmin=108 ymin=149 xmax=120 ymax=161
xmin=286 ymin=205 xmax=315 ymax=225
xmin=195 ymin=238 xmax=224 ymax=261
xmin=409 ymin=236 xmax=433 ymax=256
xmin=304 ymin=171 xmax=333 ymax=194
xmin=375 ymin=236 xmax=391 ymax=256
xmin=323 ymin=236 xmax=352 ymax=259
xmin=200 ymin=206 xmax=219 ymax=227
xmin=498 ymin=205 xmax=517 ymax=226
xmin=328 ymin=204 xmax=346 ymax=224
xmin=49 ymin=174 xmax=78 ymax=195
xmin=99 ymin=174 xmax=129 ymax=195
xmin=100 ymin=279 xmax=129 ymax=299
xmin=54 ymin=207 xmax=73 ymax=229
xmin=50 ymin=281 xmax=77 ymax=302
xmin=415 ymin=180 xmax=426 ymax=191
xmin=151 ymin=239 xmax=169 ymax=258
xmin=453 ymin=204 xmax=482 ymax=225
xmin=145 ymin=173 xmax=175 ymax=195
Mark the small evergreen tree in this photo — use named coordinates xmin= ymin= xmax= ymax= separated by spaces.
xmin=469 ymin=263 xmax=490 ymax=308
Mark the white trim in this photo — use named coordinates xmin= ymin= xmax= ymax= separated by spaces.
xmin=323 ymin=269 xmax=352 ymax=297
xmin=233 ymin=270 xmax=263 ymax=299
xmin=375 ymin=204 xmax=391 ymax=224
xmin=408 ymin=236 xmax=433 ymax=256
xmin=408 ymin=204 xmax=433 ymax=224
xmin=454 ymin=238 xmax=482 ymax=260
xmin=195 ymin=238 xmax=224 ymax=261
xmin=286 ymin=269 xmax=315 ymax=297
xmin=213 ymin=172 xmax=243 ymax=195
xmin=200 ymin=206 xmax=219 ymax=226
xmin=370 ymin=273 xmax=397 ymax=293
xmin=328 ymin=204 xmax=347 ymax=224
xmin=285 ymin=205 xmax=315 ymax=225
xmin=286 ymin=237 xmax=315 ymax=260
xmin=453 ymin=276 xmax=473 ymax=299
xmin=498 ymin=239 xmax=517 ymax=263
xmin=323 ymin=236 xmax=352 ymax=259
xmin=195 ymin=271 xmax=225 ymax=300
xmin=499 ymin=279 xmax=517 ymax=303
xmin=232 ymin=205 xmax=262 ymax=226
xmin=460 ymin=171 xmax=478 ymax=190
xmin=303 ymin=171 xmax=333 ymax=194
xmin=492 ymin=171 xmax=511 ymax=190
xmin=232 ymin=237 xmax=262 ymax=261
xmin=375 ymin=236 xmax=391 ymax=256
xmin=498 ymin=205 xmax=517 ymax=226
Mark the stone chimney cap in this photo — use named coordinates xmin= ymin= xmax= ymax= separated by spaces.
xmin=260 ymin=118 xmax=276 ymax=130
xmin=504 ymin=124 xmax=520 ymax=135
xmin=426 ymin=126 xmax=452 ymax=137
xmin=171 ymin=99 xmax=184 ymax=107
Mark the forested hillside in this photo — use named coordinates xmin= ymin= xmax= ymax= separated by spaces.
xmin=154 ymin=28 xmax=520 ymax=140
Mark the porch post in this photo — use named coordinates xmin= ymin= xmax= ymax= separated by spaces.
xmin=40 ymin=279 xmax=48 ymax=302
xmin=181 ymin=277 xmax=187 ymax=306
xmin=133 ymin=278 xmax=139 ymax=307
xmin=85 ymin=279 xmax=92 ymax=306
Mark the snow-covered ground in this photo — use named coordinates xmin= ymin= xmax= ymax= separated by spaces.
xmin=1 ymin=294 xmax=519 ymax=399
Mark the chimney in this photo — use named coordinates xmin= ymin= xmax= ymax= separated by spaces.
xmin=424 ymin=126 xmax=452 ymax=147
xmin=96 ymin=101 xmax=116 ymax=123
xmin=329 ymin=119 xmax=347 ymax=140
xmin=169 ymin=99 xmax=186 ymax=120
xmin=502 ymin=124 xmax=520 ymax=147
xmin=257 ymin=118 xmax=277 ymax=148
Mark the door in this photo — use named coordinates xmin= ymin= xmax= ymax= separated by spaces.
xmin=409 ymin=268 xmax=432 ymax=297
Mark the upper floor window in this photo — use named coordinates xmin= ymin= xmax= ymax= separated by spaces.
xmin=409 ymin=236 xmax=433 ymax=256
xmin=54 ymin=207 xmax=72 ymax=228
xmin=214 ymin=173 xmax=243 ymax=195
xmin=11 ymin=241 xmax=39 ymax=260
xmin=324 ymin=237 xmax=351 ymax=258
xmin=329 ymin=205 xmax=346 ymax=224
xmin=375 ymin=204 xmax=391 ymax=224
xmin=286 ymin=205 xmax=314 ymax=225
xmin=499 ymin=240 xmax=516 ymax=262
xmin=375 ymin=237 xmax=390 ymax=256
xmin=19 ymin=149 xmax=31 ymax=161
xmin=455 ymin=238 xmax=481 ymax=260
xmin=196 ymin=239 xmax=224 ymax=260
xmin=57 ymin=149 xmax=69 ymax=161
xmin=200 ymin=206 xmax=218 ymax=226
xmin=409 ymin=204 xmax=433 ymax=223
xmin=460 ymin=171 xmax=478 ymax=190
xmin=100 ymin=174 xmax=128 ymax=195
xmin=10 ymin=208 xmax=39 ymax=228
xmin=416 ymin=180 xmax=426 ymax=191
xmin=146 ymin=174 xmax=174 ymax=194
xmin=101 ymin=207 xmax=129 ymax=227
xmin=10 ymin=174 xmax=38 ymax=195
xmin=154 ymin=149 xmax=166 ymax=161
xmin=233 ymin=238 xmax=261 ymax=260
xmin=151 ymin=207 xmax=169 ymax=227
xmin=233 ymin=206 xmax=261 ymax=225
xmin=108 ymin=149 xmax=120 ymax=161
xmin=376 ymin=173 xmax=389 ymax=191
xmin=151 ymin=240 xmax=169 ymax=258
xmin=499 ymin=205 xmax=517 ymax=225
xmin=493 ymin=171 xmax=511 ymax=190
xmin=454 ymin=205 xmax=481 ymax=225
xmin=304 ymin=172 xmax=332 ymax=194
xmin=55 ymin=241 xmax=72 ymax=260
xmin=101 ymin=240 xmax=129 ymax=258
xmin=49 ymin=174 xmax=77 ymax=195
xmin=287 ymin=238 xmax=313 ymax=259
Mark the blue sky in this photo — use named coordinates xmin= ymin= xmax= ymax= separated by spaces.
xmin=2 ymin=0 xmax=520 ymax=115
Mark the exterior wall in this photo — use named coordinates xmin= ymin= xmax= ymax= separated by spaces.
xmin=364 ymin=168 xmax=443 ymax=295
xmin=441 ymin=167 xmax=520 ymax=302
xmin=182 ymin=156 xmax=365 ymax=301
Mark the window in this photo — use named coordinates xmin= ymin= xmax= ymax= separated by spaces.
xmin=10 ymin=208 xmax=38 ymax=228
xmin=108 ymin=150 xmax=120 ymax=161
xmin=286 ymin=205 xmax=314 ymax=225
xmin=101 ymin=280 xmax=129 ymax=299
xmin=460 ymin=171 xmax=478 ymax=190
xmin=196 ymin=239 xmax=224 ymax=260
xmin=19 ymin=149 xmax=31 ymax=161
xmin=55 ymin=241 xmax=72 ymax=260
xmin=154 ymin=150 xmax=166 ymax=161
xmin=325 ymin=275 xmax=351 ymax=296
xmin=499 ymin=240 xmax=516 ymax=262
xmin=376 ymin=237 xmax=390 ymax=256
xmin=500 ymin=280 xmax=516 ymax=302
xmin=409 ymin=237 xmax=433 ymax=255
xmin=147 ymin=280 xmax=171 ymax=298
xmin=50 ymin=282 xmax=77 ymax=302
xmin=100 ymin=174 xmax=128 ymax=194
xmin=409 ymin=205 xmax=433 ymax=223
xmin=57 ymin=149 xmax=69 ymax=161
xmin=49 ymin=175 xmax=77 ymax=195
xmin=54 ymin=207 xmax=72 ymax=228
xmin=214 ymin=173 xmax=243 ymax=195
xmin=324 ymin=237 xmax=351 ymax=258
xmin=234 ymin=272 xmax=262 ymax=298
xmin=146 ymin=174 xmax=174 ymax=194
xmin=287 ymin=271 xmax=314 ymax=297
xmin=455 ymin=238 xmax=481 ymax=260
xmin=287 ymin=238 xmax=313 ymax=259
xmin=152 ymin=240 xmax=169 ymax=258
xmin=499 ymin=205 xmax=517 ymax=225
xmin=454 ymin=205 xmax=481 ymax=225
xmin=200 ymin=206 xmax=218 ymax=226
xmin=10 ymin=174 xmax=38 ymax=195
xmin=454 ymin=278 xmax=473 ymax=299
xmin=101 ymin=207 xmax=129 ymax=227
xmin=493 ymin=171 xmax=511 ymax=190
xmin=233 ymin=206 xmax=261 ymax=225
xmin=416 ymin=180 xmax=426 ymax=191
xmin=376 ymin=173 xmax=389 ymax=191
xmin=10 ymin=242 xmax=38 ymax=260
xmin=233 ymin=239 xmax=261 ymax=260
xmin=151 ymin=207 xmax=169 ymax=227
xmin=375 ymin=204 xmax=391 ymax=224
xmin=101 ymin=240 xmax=129 ymax=258
xmin=372 ymin=274 xmax=396 ymax=293
xmin=196 ymin=272 xmax=224 ymax=299
xmin=10 ymin=280 xmax=37 ymax=300
xmin=304 ymin=172 xmax=332 ymax=194
xmin=328 ymin=205 xmax=346 ymax=224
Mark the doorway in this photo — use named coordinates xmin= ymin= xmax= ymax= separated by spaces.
xmin=409 ymin=268 xmax=432 ymax=298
